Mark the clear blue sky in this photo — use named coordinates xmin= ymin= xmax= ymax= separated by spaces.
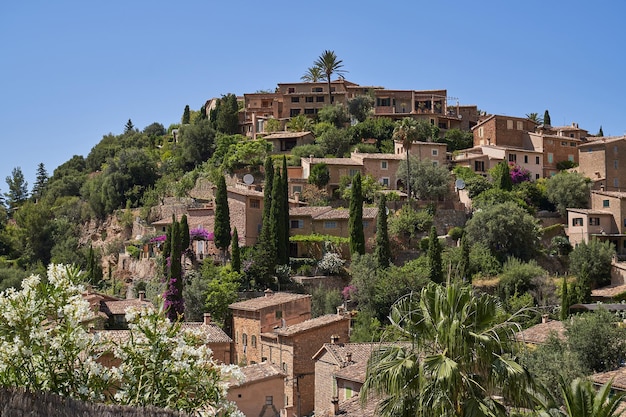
xmin=2 ymin=1 xmax=625 ymax=188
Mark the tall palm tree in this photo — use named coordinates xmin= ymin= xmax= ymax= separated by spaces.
xmin=361 ymin=282 xmax=536 ymax=417
xmin=301 ymin=66 xmax=323 ymax=83
xmin=392 ymin=117 xmax=420 ymax=200
xmin=526 ymin=112 xmax=543 ymax=124
xmin=313 ymin=50 xmax=347 ymax=104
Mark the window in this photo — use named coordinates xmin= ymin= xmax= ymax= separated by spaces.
xmin=292 ymin=185 xmax=302 ymax=193
xmin=324 ymin=221 xmax=337 ymax=229
xmin=305 ymin=96 xmax=314 ymax=103
xmin=615 ymin=160 xmax=619 ymax=169
xmin=536 ymin=174 xmax=540 ymax=179
xmin=345 ymin=386 xmax=353 ymax=399
xmin=589 ymin=217 xmax=600 ymax=226
xmin=432 ymin=149 xmax=438 ymax=156
xmin=615 ymin=146 xmax=619 ymax=154
xmin=547 ymin=153 xmax=554 ymax=164
xmin=288 ymin=87 xmax=295 ymax=93
xmin=251 ymin=335 xmax=257 ymax=348
xmin=603 ymin=200 xmax=610 ymax=207
xmin=290 ymin=219 xmax=303 ymax=229
xmin=570 ymin=133 xmax=575 ymax=138
xmin=290 ymin=109 xmax=301 ymax=117
xmin=438 ymin=121 xmax=448 ymax=129
xmin=242 ymin=333 xmax=248 ymax=346
xmin=561 ymin=141 xmax=568 ymax=146
xmin=478 ymin=127 xmax=484 ymax=138
xmin=275 ymin=310 xmax=283 ymax=319
xmin=250 ymin=199 xmax=260 ymax=209
xmin=614 ymin=178 xmax=619 ymax=188
xmin=524 ymin=155 xmax=528 ymax=164
xmin=376 ymin=97 xmax=391 ymax=107
xmin=381 ymin=177 xmax=390 ymax=187
xmin=571 ymin=142 xmax=577 ymax=147
xmin=432 ymin=161 xmax=438 ymax=166
xmin=316 ymin=96 xmax=325 ymax=103
xmin=265 ymin=396 xmax=273 ymax=405
xmin=507 ymin=120 xmax=514 ymax=129
xmin=291 ymin=97 xmax=299 ymax=103
xmin=517 ymin=121 xmax=523 ymax=130
xmin=312 ymin=87 xmax=323 ymax=92
xmin=381 ymin=161 xmax=388 ymax=170
xmin=568 ymin=154 xmax=574 ymax=162
xmin=474 ymin=161 xmax=485 ymax=172
xmin=304 ymin=108 xmax=316 ymax=115
xmin=508 ymin=153 xmax=517 ymax=163
xmin=572 ymin=218 xmax=583 ymax=227
xmin=536 ymin=156 xmax=540 ymax=164
xmin=349 ymin=169 xmax=360 ymax=177
xmin=282 ymin=362 xmax=288 ymax=373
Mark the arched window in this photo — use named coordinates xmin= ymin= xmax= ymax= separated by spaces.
xmin=251 ymin=335 xmax=257 ymax=348
xmin=242 ymin=333 xmax=248 ymax=346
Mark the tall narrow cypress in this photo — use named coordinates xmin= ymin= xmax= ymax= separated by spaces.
xmin=349 ymin=173 xmax=365 ymax=255
xmin=282 ymin=156 xmax=291 ymax=263
xmin=180 ymin=214 xmax=190 ymax=253
xmin=428 ymin=226 xmax=443 ymax=284
xmin=165 ymin=219 xmax=184 ymax=322
xmin=231 ymin=227 xmax=241 ymax=273
xmin=271 ymin=169 xmax=286 ymax=265
xmin=213 ymin=176 xmax=231 ymax=263
xmin=561 ymin=276 xmax=569 ymax=321
xmin=259 ymin=157 xmax=274 ymax=245
xmin=374 ymin=194 xmax=391 ymax=268
xmin=459 ymin=234 xmax=471 ymax=283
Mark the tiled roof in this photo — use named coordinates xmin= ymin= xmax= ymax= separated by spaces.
xmin=579 ymin=136 xmax=626 ymax=147
xmin=271 ymin=314 xmax=347 ymax=337
xmin=229 ymin=292 xmax=311 ymax=312
xmin=101 ymin=299 xmax=154 ymax=316
xmin=290 ymin=206 xmax=334 ymax=217
xmin=307 ymin=157 xmax=363 ymax=166
xmin=515 ymin=320 xmax=565 ymax=345
xmin=263 ymin=131 xmax=312 ymax=139
xmin=230 ymin=362 xmax=285 ymax=388
xmin=227 ymin=185 xmax=264 ymax=197
xmin=354 ymin=153 xmax=405 ymax=160
xmin=181 ymin=322 xmax=233 ymax=343
xmin=313 ymin=207 xmax=378 ymax=220
xmin=591 ymin=366 xmax=626 ymax=391
xmin=592 ymin=284 xmax=626 ymax=299
xmin=320 ymin=394 xmax=378 ymax=417
xmin=566 ymin=208 xmax=612 ymax=215
xmin=592 ymin=190 xmax=626 ymax=199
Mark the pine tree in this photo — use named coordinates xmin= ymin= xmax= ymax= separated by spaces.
xmin=598 ymin=126 xmax=604 ymax=136
xmin=5 ymin=167 xmax=28 ymax=215
xmin=428 ymin=226 xmax=443 ymax=283
xmin=182 ymin=105 xmax=191 ymax=124
xmin=543 ymin=110 xmax=551 ymax=126
xmin=560 ymin=276 xmax=569 ymax=321
xmin=349 ymin=173 xmax=365 ymax=255
xmin=124 ymin=119 xmax=135 ymax=134
xmin=31 ymin=163 xmax=48 ymax=202
xmin=213 ymin=176 xmax=231 ymax=263
xmin=231 ymin=227 xmax=241 ymax=273
xmin=374 ymin=194 xmax=391 ymax=268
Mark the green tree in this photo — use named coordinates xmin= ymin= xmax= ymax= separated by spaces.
xmin=465 ymin=201 xmax=540 ymax=262
xmin=5 ymin=167 xmax=28 ymax=215
xmin=569 ymin=238 xmax=615 ymax=292
xmin=316 ymin=125 xmax=352 ymax=156
xmin=180 ymin=214 xmax=190 ymax=253
xmin=124 ymin=119 xmax=135 ymax=134
xmin=561 ymin=276 xmax=570 ymax=320
xmin=443 ymin=128 xmax=473 ymax=151
xmin=214 ymin=93 xmax=240 ymax=134
xmin=213 ymin=176 xmax=231 ymax=263
xmin=182 ymin=104 xmax=191 ymax=124
xmin=265 ymin=118 xmax=282 ymax=132
xmin=546 ymin=171 xmax=591 ymax=216
xmin=313 ymin=50 xmax=347 ymax=104
xmin=428 ymin=226 xmax=443 ymax=283
xmin=301 ymin=66 xmax=323 ymax=82
xmin=281 ymin=156 xmax=290 ymax=265
xmin=286 ymin=114 xmax=313 ymax=132
xmin=554 ymin=377 xmax=624 ymax=417
xmin=259 ymin=157 xmax=275 ymax=248
xmin=31 ymin=163 xmax=48 ymax=202
xmin=164 ymin=217 xmax=184 ymax=321
xmin=270 ymin=168 xmax=287 ymax=265
xmin=178 ymin=118 xmax=216 ymax=170
xmin=85 ymin=244 xmax=103 ymax=289
xmin=308 ymin=163 xmax=330 ymax=188
xmin=318 ymin=104 xmax=350 ymax=128
xmin=459 ymin=234 xmax=471 ymax=282
xmin=231 ymin=227 xmax=241 ymax=273
xmin=490 ymin=161 xmax=513 ymax=191
xmin=349 ymin=172 xmax=365 ymax=255
xmin=526 ymin=112 xmax=543 ymax=124
xmin=598 ymin=125 xmax=604 ymax=136
xmin=374 ymin=194 xmax=391 ymax=269
xmin=361 ymin=282 xmax=535 ymax=417
xmin=388 ymin=205 xmax=433 ymax=248
xmin=347 ymin=95 xmax=374 ymax=123
xmin=396 ymin=156 xmax=450 ymax=201
xmin=393 ymin=118 xmax=420 ymax=200
xmin=544 ymin=110 xmax=551 ymax=126
xmin=498 ymin=257 xmax=546 ymax=302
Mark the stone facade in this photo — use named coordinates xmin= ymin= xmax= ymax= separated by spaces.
xmin=577 ymin=136 xmax=626 ymax=191
xmin=227 ymin=362 xmax=285 ymax=417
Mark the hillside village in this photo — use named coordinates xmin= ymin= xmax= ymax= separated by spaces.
xmin=2 ymin=52 xmax=626 ymax=416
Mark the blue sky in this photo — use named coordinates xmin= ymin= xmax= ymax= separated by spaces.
xmin=1 ymin=1 xmax=625 ymax=188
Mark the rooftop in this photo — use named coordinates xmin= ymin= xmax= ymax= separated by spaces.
xmin=590 ymin=366 xmax=626 ymax=391
xmin=515 ymin=319 xmax=565 ymax=345
xmin=229 ymin=292 xmax=311 ymax=312
xmin=263 ymin=131 xmax=312 ymax=139
xmin=101 ymin=298 xmax=154 ymax=316
xmin=269 ymin=314 xmax=348 ymax=337
xmin=229 ymin=362 xmax=285 ymax=388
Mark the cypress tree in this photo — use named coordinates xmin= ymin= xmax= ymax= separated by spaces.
xmin=496 ymin=161 xmax=513 ymax=191
xmin=428 ymin=226 xmax=443 ymax=283
xmin=270 ymin=169 xmax=286 ymax=266
xmin=231 ymin=227 xmax=241 ymax=273
xmin=349 ymin=173 xmax=365 ymax=255
xmin=598 ymin=126 xmax=604 ymax=136
xmin=560 ymin=276 xmax=569 ymax=321
xmin=282 ymin=156 xmax=290 ymax=263
xmin=162 ymin=223 xmax=172 ymax=270
xmin=259 ymin=157 xmax=274 ymax=245
xmin=543 ymin=110 xmax=551 ymax=126
xmin=180 ymin=214 xmax=190 ymax=253
xmin=182 ymin=105 xmax=190 ymax=124
xmin=165 ymin=219 xmax=184 ymax=322
xmin=374 ymin=194 xmax=391 ymax=268
xmin=213 ymin=176 xmax=231 ymax=263
xmin=459 ymin=234 xmax=471 ymax=283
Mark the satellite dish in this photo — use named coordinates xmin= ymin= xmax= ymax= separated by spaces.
xmin=455 ymin=179 xmax=466 ymax=190
xmin=243 ymin=174 xmax=254 ymax=185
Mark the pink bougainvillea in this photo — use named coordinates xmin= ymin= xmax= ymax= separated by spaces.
xmin=509 ymin=164 xmax=531 ymax=184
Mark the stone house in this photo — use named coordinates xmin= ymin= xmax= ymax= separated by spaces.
xmin=83 ymin=290 xmax=153 ymax=330
xmin=566 ymin=190 xmax=626 ymax=259
xmin=393 ymin=140 xmax=448 ymax=168
xmin=575 ymin=136 xmax=626 ymax=191
xmin=262 ymin=131 xmax=315 ymax=153
xmin=312 ymin=342 xmax=379 ymax=416
xmin=453 ymin=145 xmax=543 ymax=180
xmin=227 ymin=362 xmax=285 ymax=417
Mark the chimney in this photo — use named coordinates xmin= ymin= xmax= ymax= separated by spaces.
xmin=204 ymin=312 xmax=212 ymax=325
xmin=346 ymin=352 xmax=352 ymax=363
xmin=330 ymin=334 xmax=340 ymax=344
xmin=294 ymin=191 xmax=300 ymax=203
xmin=331 ymin=397 xmax=339 ymax=415
xmin=138 ymin=291 xmax=145 ymax=301
xmin=264 ymin=289 xmax=274 ymax=297
xmin=542 ymin=314 xmax=549 ymax=324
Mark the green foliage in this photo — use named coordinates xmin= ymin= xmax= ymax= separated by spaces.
xmin=0 ymin=267 xmax=28 ymax=292
xmin=264 ymin=118 xmax=282 ymax=133
xmin=551 ymin=235 xmax=572 ymax=256
xmin=347 ymin=95 xmax=374 ymax=122
xmin=286 ymin=114 xmax=313 ymax=132
xmin=308 ymin=163 xmax=330 ymax=188
xmin=472 ymin=188 xmax=533 ymax=213
xmin=213 ymin=93 xmax=240 ymax=134
xmin=465 ymin=201 xmax=541 ymax=262
xmin=556 ymin=160 xmax=577 ymax=170
xmin=142 ymin=122 xmax=166 ymax=137
xmin=182 ymin=106 xmax=191 ymax=124
xmin=598 ymin=125 xmax=604 ymax=136
xmin=348 ymin=173 xmax=365 ymax=255
xmin=498 ymin=257 xmax=547 ymax=301
xmin=231 ymin=228 xmax=241 ymax=273
xmin=311 ymin=286 xmax=343 ymax=318
xmin=543 ymin=109 xmax=551 ymax=126
xmin=374 ymin=194 xmax=391 ymax=269
xmin=514 ymin=179 xmax=554 ymax=212
xmin=84 ymin=244 xmax=103 ymax=289
xmin=213 ymin=176 xmax=231 ymax=257
xmin=560 ymin=276 xmax=570 ymax=320
xmin=443 ymin=128 xmax=473 ymax=151
xmin=348 ymin=117 xmax=395 ymax=150
xmin=447 ymin=226 xmax=464 ymax=242
xmin=222 ymin=138 xmax=271 ymax=173
xmin=349 ymin=310 xmax=383 ymax=343
xmin=396 ymin=156 xmax=450 ymax=201
xmin=31 ymin=163 xmax=48 ymax=202
xmin=313 ymin=50 xmax=347 ymax=103
xmin=179 ymin=118 xmax=216 ymax=170
xmin=490 ymin=161 xmax=513 ymax=191
xmin=428 ymin=226 xmax=443 ymax=283
xmin=316 ymin=125 xmax=352 ymax=156
xmin=202 ymin=263 xmax=241 ymax=328
xmin=569 ymin=238 xmax=615 ymax=292
xmin=126 ymin=244 xmax=140 ymax=260
xmin=546 ymin=171 xmax=591 ymax=216
xmin=338 ymin=173 xmax=382 ymax=203
xmin=565 ymin=309 xmax=626 ymax=374
xmin=4 ymin=167 xmax=28 ymax=215
xmin=464 ymin=174 xmax=492 ymax=199
xmin=317 ymin=104 xmax=350 ymax=128
xmin=388 ymin=204 xmax=433 ymax=248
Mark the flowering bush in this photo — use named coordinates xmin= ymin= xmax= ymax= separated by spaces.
xmin=510 ymin=164 xmax=531 ymax=184
xmin=317 ymin=252 xmax=345 ymax=275
xmin=190 ymin=227 xmax=214 ymax=241
xmin=149 ymin=234 xmax=167 ymax=243
xmin=0 ymin=264 xmax=243 ymax=416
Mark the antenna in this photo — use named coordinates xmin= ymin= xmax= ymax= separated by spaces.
xmin=243 ymin=174 xmax=254 ymax=185
xmin=455 ymin=179 xmax=466 ymax=190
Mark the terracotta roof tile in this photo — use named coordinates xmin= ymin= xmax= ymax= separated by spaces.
xmin=271 ymin=314 xmax=348 ymax=337
xmin=263 ymin=131 xmax=313 ymax=139
xmin=591 ymin=366 xmax=626 ymax=391
xmin=230 ymin=362 xmax=285 ymax=388
xmin=515 ymin=320 xmax=565 ymax=345
xmin=181 ymin=322 xmax=233 ymax=343
xmin=317 ymin=394 xmax=378 ymax=417
xmin=229 ymin=292 xmax=311 ymax=312
xmin=308 ymin=157 xmax=363 ymax=166
xmin=102 ymin=299 xmax=154 ymax=316
xmin=290 ymin=206 xmax=334 ymax=217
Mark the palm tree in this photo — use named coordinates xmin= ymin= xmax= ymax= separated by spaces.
xmin=561 ymin=378 xmax=623 ymax=417
xmin=361 ymin=282 xmax=536 ymax=417
xmin=392 ymin=117 xmax=420 ymax=200
xmin=526 ymin=112 xmax=543 ymax=124
xmin=301 ymin=66 xmax=323 ymax=83
xmin=313 ymin=50 xmax=347 ymax=104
